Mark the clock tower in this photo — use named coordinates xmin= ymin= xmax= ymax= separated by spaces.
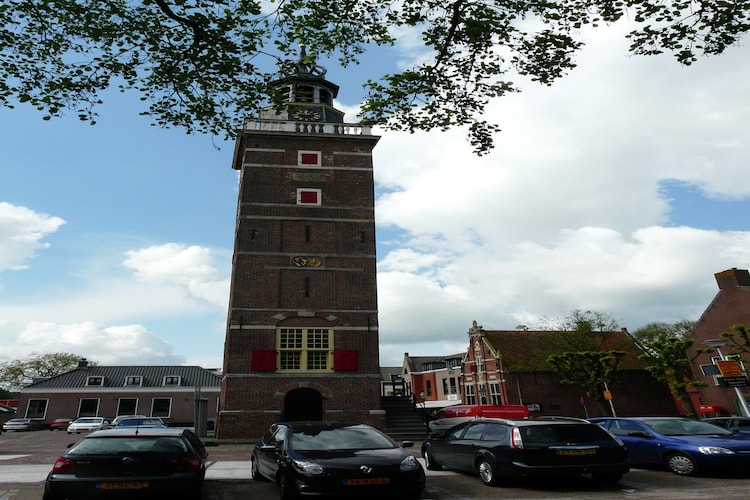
xmin=217 ymin=47 xmax=385 ymax=438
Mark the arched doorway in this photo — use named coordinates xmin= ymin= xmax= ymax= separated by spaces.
xmin=284 ymin=388 xmax=323 ymax=421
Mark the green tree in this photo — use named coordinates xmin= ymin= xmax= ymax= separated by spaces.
xmin=631 ymin=321 xmax=705 ymax=417
xmin=0 ymin=352 xmax=89 ymax=393
xmin=537 ymin=309 xmax=621 ymax=351
xmin=2 ymin=1 xmax=749 ymax=153
xmin=546 ymin=350 xmax=626 ymax=415
xmin=720 ymin=324 xmax=750 ymax=360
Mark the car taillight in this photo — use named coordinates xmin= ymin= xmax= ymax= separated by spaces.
xmin=177 ymin=455 xmax=202 ymax=472
xmin=511 ymin=427 xmax=524 ymax=449
xmin=51 ymin=457 xmax=75 ymax=474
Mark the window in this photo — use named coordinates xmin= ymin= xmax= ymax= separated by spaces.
xmin=163 ymin=376 xmax=181 ymax=386
xmin=465 ymin=384 xmax=476 ymax=405
xmin=117 ymin=398 xmax=138 ymax=416
xmin=79 ymin=398 xmax=100 ymax=417
xmin=489 ymin=383 xmax=502 ymax=405
xmin=26 ymin=399 xmax=48 ymax=419
xmin=152 ymin=398 xmax=172 ymax=418
xmin=277 ymin=328 xmax=333 ymax=372
xmin=297 ymin=188 xmax=321 ymax=206
xmin=86 ymin=376 xmax=104 ymax=386
xmin=124 ymin=376 xmax=142 ymax=386
xmin=298 ymin=150 xmax=321 ymax=166
xmin=426 ymin=380 xmax=432 ymax=396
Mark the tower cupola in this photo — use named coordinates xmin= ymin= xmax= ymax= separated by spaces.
xmin=261 ymin=45 xmax=345 ymax=124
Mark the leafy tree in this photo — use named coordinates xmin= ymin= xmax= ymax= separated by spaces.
xmin=2 ymin=1 xmax=749 ymax=153
xmin=631 ymin=321 xmax=705 ymax=417
xmin=0 ymin=352 xmax=90 ymax=392
xmin=537 ymin=309 xmax=621 ymax=351
xmin=547 ymin=350 xmax=626 ymax=415
xmin=720 ymin=324 xmax=750 ymax=360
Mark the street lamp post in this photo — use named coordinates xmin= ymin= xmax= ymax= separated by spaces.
xmin=703 ymin=338 xmax=750 ymax=417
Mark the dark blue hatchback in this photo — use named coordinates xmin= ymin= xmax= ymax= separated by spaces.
xmin=589 ymin=416 xmax=750 ymax=476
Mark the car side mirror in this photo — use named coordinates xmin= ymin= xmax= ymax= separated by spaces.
xmin=400 ymin=440 xmax=414 ymax=448
xmin=260 ymin=444 xmax=278 ymax=451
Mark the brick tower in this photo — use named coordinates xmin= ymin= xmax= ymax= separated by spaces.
xmin=217 ymin=48 xmax=385 ymax=438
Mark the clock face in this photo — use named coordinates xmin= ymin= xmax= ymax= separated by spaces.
xmin=291 ymin=107 xmax=322 ymax=121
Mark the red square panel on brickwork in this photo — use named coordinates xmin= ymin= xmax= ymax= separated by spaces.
xmin=333 ymin=350 xmax=358 ymax=371
xmin=251 ymin=350 xmax=277 ymax=371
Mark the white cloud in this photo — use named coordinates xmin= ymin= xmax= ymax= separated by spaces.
xmin=0 ymin=202 xmax=65 ymax=271
xmin=370 ymin=23 xmax=750 ymax=365
xmin=12 ymin=321 xmax=185 ymax=365
xmin=122 ymin=243 xmax=230 ymax=308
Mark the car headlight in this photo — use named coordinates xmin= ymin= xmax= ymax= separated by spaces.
xmin=400 ymin=455 xmax=419 ymax=471
xmin=698 ymin=446 xmax=734 ymax=455
xmin=292 ymin=460 xmax=325 ymax=475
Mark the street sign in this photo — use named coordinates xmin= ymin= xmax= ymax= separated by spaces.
xmin=716 ymin=360 xmax=744 ymax=377
xmin=719 ymin=376 xmax=749 ymax=387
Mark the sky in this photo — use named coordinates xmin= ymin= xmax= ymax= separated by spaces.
xmin=1 ymin=19 xmax=750 ymax=371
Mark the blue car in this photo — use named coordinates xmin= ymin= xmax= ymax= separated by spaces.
xmin=589 ymin=416 xmax=750 ymax=476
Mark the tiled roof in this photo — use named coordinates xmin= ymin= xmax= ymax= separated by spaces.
xmin=380 ymin=366 xmax=402 ymax=381
xmin=23 ymin=366 xmax=221 ymax=389
xmin=481 ymin=330 xmax=648 ymax=373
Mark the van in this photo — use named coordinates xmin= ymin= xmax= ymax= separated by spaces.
xmin=428 ymin=404 xmax=530 ymax=433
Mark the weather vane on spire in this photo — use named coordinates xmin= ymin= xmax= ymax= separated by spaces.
xmin=278 ymin=44 xmax=327 ymax=78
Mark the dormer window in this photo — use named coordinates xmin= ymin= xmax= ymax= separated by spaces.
xmin=124 ymin=376 xmax=142 ymax=387
xmin=86 ymin=376 xmax=104 ymax=386
xmin=163 ymin=376 xmax=181 ymax=387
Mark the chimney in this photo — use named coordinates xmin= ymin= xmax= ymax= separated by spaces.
xmin=78 ymin=358 xmax=89 ymax=368
xmin=715 ymin=268 xmax=750 ymax=290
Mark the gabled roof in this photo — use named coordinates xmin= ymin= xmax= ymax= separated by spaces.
xmin=380 ymin=366 xmax=402 ymax=381
xmin=405 ymin=353 xmax=465 ymax=373
xmin=479 ymin=330 xmax=648 ymax=373
xmin=22 ymin=366 xmax=221 ymax=389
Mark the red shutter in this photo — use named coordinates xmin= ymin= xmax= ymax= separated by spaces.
xmin=252 ymin=350 xmax=276 ymax=371
xmin=334 ymin=350 xmax=357 ymax=371
xmin=300 ymin=153 xmax=319 ymax=165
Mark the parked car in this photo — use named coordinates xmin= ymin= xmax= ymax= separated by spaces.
xmin=422 ymin=418 xmax=628 ymax=486
xmin=49 ymin=418 xmax=73 ymax=431
xmin=114 ymin=416 xmax=166 ymax=428
xmin=43 ymin=427 xmax=207 ymax=500
xmin=702 ymin=416 xmax=750 ymax=434
xmin=67 ymin=416 xmax=109 ymax=434
xmin=251 ymin=421 xmax=425 ymax=499
xmin=111 ymin=414 xmax=147 ymax=427
xmin=589 ymin=416 xmax=750 ymax=476
xmin=428 ymin=404 xmax=530 ymax=433
xmin=2 ymin=418 xmax=41 ymax=431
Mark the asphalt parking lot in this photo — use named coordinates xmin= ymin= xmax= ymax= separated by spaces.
xmin=4 ymin=429 xmax=750 ymax=499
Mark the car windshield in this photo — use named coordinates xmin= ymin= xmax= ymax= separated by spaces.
xmin=76 ymin=418 xmax=99 ymax=423
xmin=521 ymin=424 xmax=613 ymax=444
xmin=290 ymin=426 xmax=396 ymax=451
xmin=645 ymin=419 xmax=733 ymax=436
xmin=69 ymin=436 xmax=188 ymax=455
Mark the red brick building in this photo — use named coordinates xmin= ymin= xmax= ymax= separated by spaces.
xmin=688 ymin=268 xmax=750 ymax=416
xmin=217 ymin=49 xmax=384 ymax=438
xmin=461 ymin=322 xmax=677 ymax=418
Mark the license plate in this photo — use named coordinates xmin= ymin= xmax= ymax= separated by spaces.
xmin=97 ymin=481 xmax=149 ymax=490
xmin=558 ymin=449 xmax=597 ymax=456
xmin=343 ymin=478 xmax=390 ymax=486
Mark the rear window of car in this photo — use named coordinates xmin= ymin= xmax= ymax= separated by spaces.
xmin=520 ymin=424 xmax=613 ymax=445
xmin=69 ymin=436 xmax=188 ymax=455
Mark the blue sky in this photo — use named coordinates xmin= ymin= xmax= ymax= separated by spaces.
xmin=2 ymin=21 xmax=750 ymax=370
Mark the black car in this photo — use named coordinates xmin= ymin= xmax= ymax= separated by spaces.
xmin=251 ymin=421 xmax=425 ymax=499
xmin=43 ymin=427 xmax=208 ymax=500
xmin=421 ymin=418 xmax=629 ymax=486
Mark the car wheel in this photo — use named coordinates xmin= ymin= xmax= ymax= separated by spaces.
xmin=591 ymin=472 xmax=622 ymax=484
xmin=666 ymin=452 xmax=697 ymax=476
xmin=278 ymin=472 xmax=299 ymax=500
xmin=251 ymin=457 xmax=267 ymax=481
xmin=477 ymin=458 xmax=500 ymax=486
xmin=423 ymin=448 xmax=442 ymax=471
